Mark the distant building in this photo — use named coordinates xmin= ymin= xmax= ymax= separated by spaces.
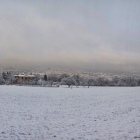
xmin=14 ymin=73 xmax=35 ymax=84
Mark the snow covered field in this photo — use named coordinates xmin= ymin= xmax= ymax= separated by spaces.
xmin=0 ymin=86 xmax=140 ymax=140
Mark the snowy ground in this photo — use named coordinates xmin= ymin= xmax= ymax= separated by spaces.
xmin=0 ymin=86 xmax=140 ymax=140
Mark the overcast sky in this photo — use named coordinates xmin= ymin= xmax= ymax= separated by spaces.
xmin=0 ymin=0 xmax=140 ymax=73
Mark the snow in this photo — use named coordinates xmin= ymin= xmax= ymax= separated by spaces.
xmin=14 ymin=74 xmax=35 ymax=77
xmin=0 ymin=85 xmax=140 ymax=140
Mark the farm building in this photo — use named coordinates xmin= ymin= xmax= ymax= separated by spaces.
xmin=14 ymin=73 xmax=35 ymax=84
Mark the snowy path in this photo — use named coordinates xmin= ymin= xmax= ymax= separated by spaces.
xmin=0 ymin=86 xmax=140 ymax=140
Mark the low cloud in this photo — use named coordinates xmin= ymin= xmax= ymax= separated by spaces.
xmin=0 ymin=1 xmax=140 ymax=73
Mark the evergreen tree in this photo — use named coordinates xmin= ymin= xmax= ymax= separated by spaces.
xmin=44 ymin=74 xmax=47 ymax=81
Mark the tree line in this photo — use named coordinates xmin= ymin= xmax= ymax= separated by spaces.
xmin=0 ymin=72 xmax=140 ymax=87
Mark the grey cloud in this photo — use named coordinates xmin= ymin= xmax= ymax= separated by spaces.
xmin=0 ymin=0 xmax=140 ymax=73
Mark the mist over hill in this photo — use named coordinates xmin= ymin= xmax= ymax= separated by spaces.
xmin=0 ymin=1 xmax=140 ymax=74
